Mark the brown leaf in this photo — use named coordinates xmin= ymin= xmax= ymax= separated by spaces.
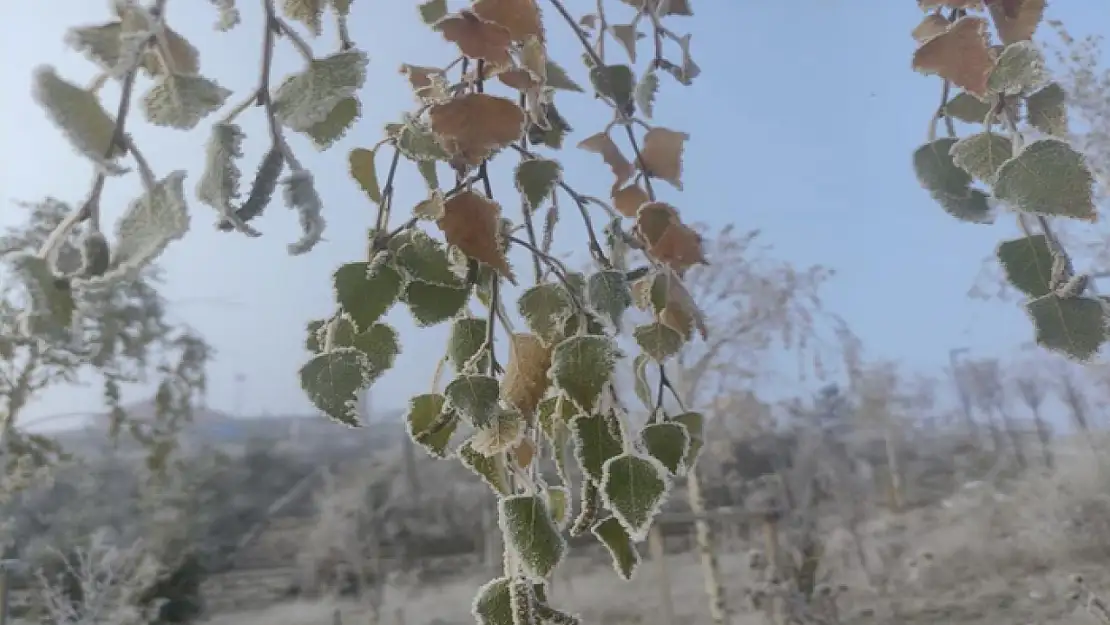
xmin=429 ymin=93 xmax=526 ymax=167
xmin=578 ymin=132 xmax=634 ymax=191
xmin=400 ymin=64 xmax=448 ymax=101
xmin=635 ymin=201 xmax=679 ymax=246
xmin=472 ymin=0 xmax=544 ymax=43
xmin=501 ymin=333 xmax=551 ymax=417
xmin=652 ymin=222 xmax=708 ymax=272
xmin=911 ymin=15 xmax=995 ymax=98
xmin=438 ymin=190 xmax=515 ymax=281
xmin=612 ymin=183 xmax=649 ymax=218
xmin=658 ymin=268 xmax=708 ymax=340
xmin=639 ymin=127 xmax=688 ymax=191
xmin=498 ymin=68 xmax=541 ymax=91
xmin=913 ymin=14 xmax=951 ymax=43
xmin=988 ymin=0 xmax=1044 ymax=44
xmin=513 ymin=437 xmax=536 ymax=469
xmin=918 ymin=0 xmax=982 ymax=8
xmin=435 ymin=10 xmax=513 ymax=65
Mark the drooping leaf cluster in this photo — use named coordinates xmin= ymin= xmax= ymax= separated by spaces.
xmin=910 ymin=1 xmax=1108 ymax=362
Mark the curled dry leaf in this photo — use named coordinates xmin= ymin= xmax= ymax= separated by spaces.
xmin=613 ymin=183 xmax=649 ymax=218
xmin=913 ymin=14 xmax=951 ymax=43
xmin=400 ymin=64 xmax=448 ymax=101
xmin=987 ymin=0 xmax=1044 ymax=44
xmin=472 ymin=0 xmax=544 ymax=43
xmin=501 ymin=332 xmax=552 ymax=417
xmin=639 ymin=127 xmax=688 ymax=191
xmin=912 ymin=15 xmax=995 ymax=98
xmin=513 ymin=437 xmax=536 ymax=469
xmin=657 ymin=268 xmax=708 ymax=340
xmin=634 ymin=202 xmax=706 ymax=272
xmin=436 ymin=10 xmax=513 ymax=66
xmin=438 ymin=190 xmax=515 ymax=282
xmin=578 ymin=132 xmax=634 ymax=192
xmin=429 ymin=93 xmax=526 ymax=168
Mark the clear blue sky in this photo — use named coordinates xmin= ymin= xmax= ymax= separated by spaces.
xmin=2 ymin=1 xmax=1107 ymax=423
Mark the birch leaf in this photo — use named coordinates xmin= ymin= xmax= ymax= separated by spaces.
xmin=142 ymin=73 xmax=231 ymax=130
xmin=273 ymin=50 xmax=369 ymax=131
xmin=32 ymin=66 xmax=126 ymax=175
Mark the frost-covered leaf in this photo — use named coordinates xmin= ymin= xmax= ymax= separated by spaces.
xmin=65 ymin=22 xmax=126 ymax=73
xmin=634 ymin=67 xmax=659 ymax=118
xmin=438 ymin=191 xmax=515 ymax=281
xmin=537 ymin=394 xmax=577 ymax=442
xmin=640 ymin=422 xmax=690 ymax=476
xmin=1025 ymin=295 xmax=1108 ymax=362
xmin=305 ymin=319 xmax=326 ymax=353
xmin=499 ymin=494 xmax=567 ymax=578
xmin=282 ymin=170 xmax=327 ymax=255
xmin=151 ymin=27 xmax=202 ymax=76
xmin=550 ymin=335 xmax=618 ymax=412
xmin=529 ymin=101 xmax=572 ymax=149
xmin=435 ymin=10 xmax=513 ymax=66
xmin=639 ymin=128 xmax=687 ymax=191
xmin=600 ymin=453 xmax=668 ymax=541
xmin=672 ymin=412 xmax=704 ymax=467
xmin=1025 ymin=82 xmax=1068 ymax=137
xmin=613 ymin=183 xmax=650 ymax=218
xmin=282 ymin=0 xmax=326 ymax=36
xmin=578 ymin=132 xmax=633 ymax=189
xmin=944 ymin=91 xmax=992 ymax=124
xmin=305 ymin=96 xmax=360 ymax=150
xmin=912 ymin=138 xmax=992 ymax=223
xmin=632 ymin=354 xmax=653 ymax=411
xmin=83 ymin=172 xmax=191 ymax=289
xmin=407 ymin=393 xmax=457 ymax=458
xmin=501 ymin=333 xmax=551 ymax=416
xmin=389 ymin=119 xmax=452 ymax=161
xmin=77 ymin=231 xmax=111 ymax=278
xmin=470 ymin=407 xmax=525 ymax=456
xmin=142 ymin=73 xmax=231 ymax=130
xmin=348 ymin=146 xmax=382 ymax=204
xmin=403 ymin=281 xmax=469 ymax=326
xmin=417 ymin=161 xmax=439 ymax=192
xmin=196 ymin=123 xmax=259 ymax=235
xmin=518 ymin=282 xmax=574 ymax=344
xmin=273 ymin=50 xmax=369 ymax=131
xmin=912 ymin=13 xmax=949 ymax=43
xmin=545 ymin=59 xmax=583 ymax=92
xmin=996 ymin=234 xmax=1053 ymax=298
xmin=333 ymin=260 xmax=402 ymax=332
xmin=950 ymin=132 xmax=1012 ymax=185
xmin=987 ymin=41 xmax=1047 ymax=96
xmin=589 ymin=64 xmax=635 ymax=114
xmin=343 ymin=322 xmax=400 ymax=383
xmin=571 ymin=413 xmax=623 ymax=482
xmin=472 ymin=0 xmax=544 ymax=43
xmin=459 ymin=439 xmax=510 ymax=494
xmin=515 ymin=158 xmax=562 ymax=211
xmin=299 ymin=347 xmax=371 ymax=427
xmin=472 ymin=578 xmax=513 ymax=625
xmin=207 ymin=0 xmax=242 ymax=31
xmin=633 ymin=322 xmax=684 ymax=362
xmin=993 ymin=138 xmax=1096 ymax=221
xmin=616 ymin=0 xmax=692 ymax=16
xmin=32 ymin=66 xmax=125 ymax=175
xmin=429 ymin=93 xmax=526 ymax=167
xmin=586 ymin=270 xmax=631 ymax=330
xmin=331 ymin=0 xmax=353 ymax=16
xmin=448 ymin=317 xmax=489 ymax=373
xmin=391 ymin=229 xmax=463 ymax=286
xmin=988 ymin=0 xmax=1045 ymax=44
xmin=444 ymin=374 xmax=501 ymax=427
xmin=11 ymin=254 xmax=76 ymax=333
xmin=413 ymin=192 xmax=445 ymax=221
xmin=592 ymin=516 xmax=640 ymax=581
xmin=418 ymin=0 xmax=448 ymax=24
xmin=547 ymin=486 xmax=570 ymax=529
xmin=911 ymin=16 xmax=993 ymax=97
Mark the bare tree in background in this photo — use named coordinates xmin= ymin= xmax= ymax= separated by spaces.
xmin=963 ymin=359 xmax=1027 ymax=468
xmin=1012 ymin=357 xmax=1054 ymax=470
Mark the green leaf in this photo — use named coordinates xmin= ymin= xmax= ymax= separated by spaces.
xmin=498 ymin=494 xmax=567 ymax=578
xmin=459 ymin=439 xmax=510 ymax=494
xmin=634 ymin=67 xmax=659 ymax=119
xmin=11 ymin=254 xmax=75 ymax=333
xmin=640 ymin=422 xmax=690 ymax=476
xmin=518 ymin=283 xmax=575 ymax=344
xmin=996 ymin=235 xmax=1053 ymax=298
xmin=471 ymin=408 xmax=526 ymax=456
xmin=417 ymin=0 xmax=448 ymax=24
xmin=912 ymin=138 xmax=993 ymax=223
xmin=949 ymin=132 xmax=1012 ymax=185
xmin=1025 ymin=295 xmax=1108 ymax=362
xmin=471 ymin=578 xmax=513 ymax=625
xmin=402 ymin=280 xmax=469 ymax=326
xmin=571 ymin=413 xmax=623 ymax=482
xmin=299 ymin=347 xmax=371 ymax=427
xmin=515 ymin=158 xmax=562 ymax=211
xmin=273 ymin=50 xmax=369 ymax=131
xmin=672 ymin=412 xmax=704 ymax=467
xmin=633 ymin=322 xmax=685 ymax=362
xmin=632 ymin=354 xmax=654 ymax=411
xmin=444 ymin=374 xmax=501 ymax=427
xmin=551 ymin=335 xmax=619 ymax=412
xmin=345 ymin=322 xmax=400 ymax=383
xmin=545 ymin=59 xmax=584 ymax=92
xmin=1025 ymin=82 xmax=1068 ymax=137
xmin=348 ymin=146 xmax=382 ymax=203
xmin=32 ymin=66 xmax=126 ymax=175
xmin=546 ymin=486 xmax=571 ymax=529
xmin=592 ymin=516 xmax=641 ymax=581
xmin=943 ymin=91 xmax=992 ymax=124
xmin=987 ymin=41 xmax=1047 ymax=96
xmin=528 ymin=102 xmax=573 ymax=150
xmin=405 ymin=393 xmax=457 ymax=458
xmin=993 ymin=138 xmax=1096 ymax=220
xmin=417 ymin=159 xmax=439 ymax=190
xmin=331 ymin=0 xmax=353 ymax=16
xmin=389 ymin=119 xmax=451 ymax=161
xmin=589 ymin=65 xmax=635 ymax=114
xmin=305 ymin=96 xmax=360 ymax=150
xmin=142 ymin=73 xmax=231 ymax=131
xmin=600 ymin=453 xmax=669 ymax=542
xmin=305 ymin=319 xmax=326 ymax=353
xmin=447 ymin=317 xmax=489 ymax=373
xmin=392 ymin=230 xmax=464 ymax=286
xmin=333 ymin=260 xmax=402 ymax=332
xmin=196 ymin=123 xmax=249 ymax=228
xmin=537 ymin=394 xmax=577 ymax=442
xmin=587 ymin=270 xmax=632 ymax=331
xmin=282 ymin=0 xmax=326 ymax=35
